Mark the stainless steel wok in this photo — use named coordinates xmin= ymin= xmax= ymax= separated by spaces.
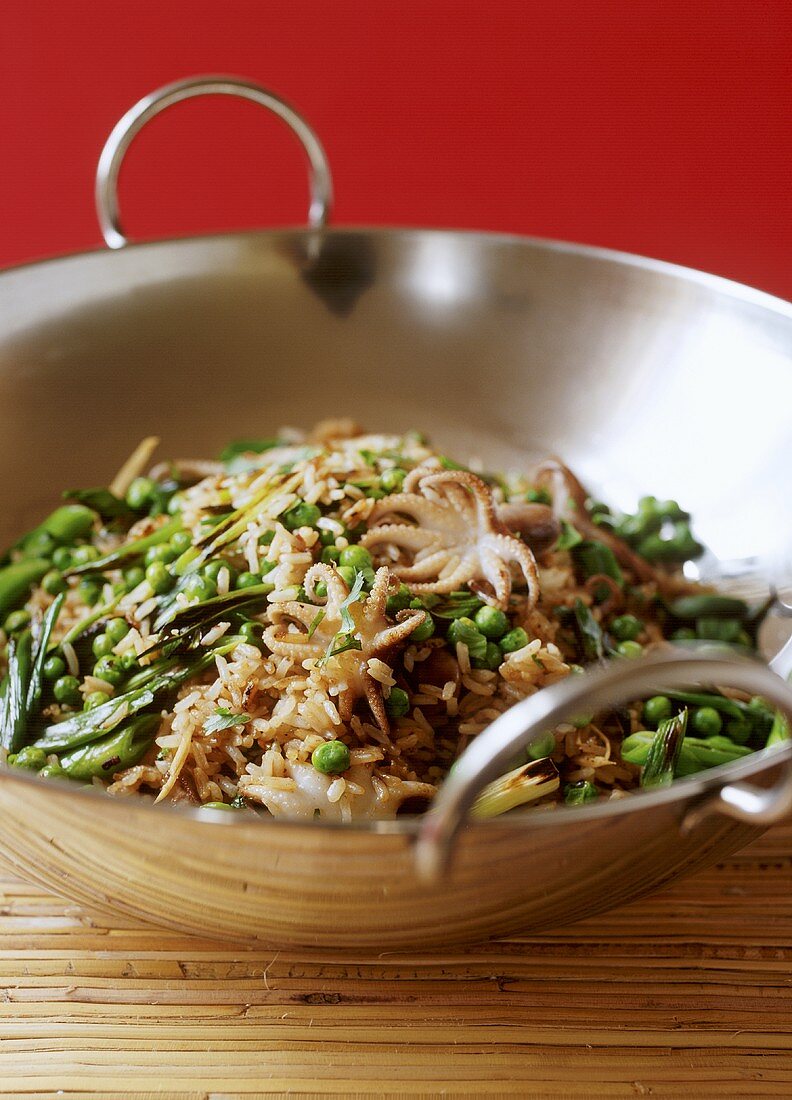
xmin=0 ymin=76 xmax=791 ymax=949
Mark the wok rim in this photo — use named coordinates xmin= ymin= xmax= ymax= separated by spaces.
xmin=1 ymin=223 xmax=790 ymax=838
xmin=2 ymin=223 xmax=791 ymax=317
xmin=2 ymin=730 xmax=790 ymax=839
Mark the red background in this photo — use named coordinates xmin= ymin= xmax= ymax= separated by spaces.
xmin=2 ymin=1 xmax=790 ymax=298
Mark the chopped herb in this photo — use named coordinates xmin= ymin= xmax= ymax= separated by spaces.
xmin=307 ymin=610 xmax=325 ymax=638
xmin=555 ymin=520 xmax=583 ymax=551
xmin=203 ymin=707 xmax=252 ymax=734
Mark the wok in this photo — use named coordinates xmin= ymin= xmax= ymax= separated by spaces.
xmin=0 ymin=76 xmax=791 ymax=949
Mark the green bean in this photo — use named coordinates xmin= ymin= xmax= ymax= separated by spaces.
xmin=153 ymin=582 xmax=274 ymax=636
xmin=621 ymin=730 xmax=752 ymax=775
xmin=64 ymin=487 xmax=131 ymax=520
xmin=695 ymin=617 xmax=743 ymax=643
xmin=666 ymin=594 xmax=749 ymax=620
xmin=59 ymin=714 xmax=160 ymax=780
xmin=65 ymin=517 xmax=182 ymax=576
xmin=35 ymin=640 xmax=239 ymax=753
xmin=766 ymin=711 xmax=790 ymax=748
xmin=663 ymin=689 xmax=749 ymax=720
xmin=26 ymin=593 xmax=65 ymax=716
xmin=39 ymin=504 xmax=96 ymax=544
xmin=0 ymin=558 xmax=50 ymax=618
xmin=0 ymin=629 xmax=33 ymax=753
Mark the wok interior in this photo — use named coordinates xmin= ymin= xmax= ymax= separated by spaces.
xmin=1 ymin=227 xmax=791 ymax=787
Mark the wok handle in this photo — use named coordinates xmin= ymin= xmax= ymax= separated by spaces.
xmin=95 ymin=75 xmax=333 ymax=249
xmin=414 ymin=650 xmax=792 ymax=883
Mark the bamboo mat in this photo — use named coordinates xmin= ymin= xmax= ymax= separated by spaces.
xmin=1 ymin=825 xmax=791 ymax=1098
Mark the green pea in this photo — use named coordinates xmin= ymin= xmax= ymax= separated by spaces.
xmin=10 ymin=745 xmax=48 ymax=771
xmin=236 ymin=571 xmax=263 ymax=590
xmin=4 ymin=609 xmax=31 ymax=634
xmin=145 ymin=561 xmax=174 ymax=595
xmin=611 ymin=614 xmax=643 ymax=642
xmin=183 ymin=573 xmax=217 ymax=601
xmin=725 ymin=716 xmax=753 ymax=745
xmin=282 ymin=501 xmax=322 ymax=531
xmin=168 ymin=530 xmax=192 ymax=555
xmin=84 ymin=690 xmax=112 ymax=710
xmin=671 ymin=627 xmax=697 ymax=641
xmin=203 ymin=560 xmax=228 ymax=583
xmin=53 ymin=675 xmax=81 ymax=705
xmin=259 ymin=559 xmax=276 ymax=576
xmin=71 ymin=544 xmax=100 ymax=566
xmin=336 ymin=565 xmax=357 ymax=589
xmin=239 ymin=621 xmax=264 ymax=645
xmin=410 ymin=613 xmax=435 ymax=643
xmin=167 ymin=493 xmax=184 ymax=516
xmin=92 ymin=656 xmax=124 ymax=687
xmin=43 ymin=654 xmax=67 ymax=681
xmin=41 ymin=569 xmax=66 ymax=596
xmin=472 ymin=640 xmax=503 ymax=671
xmin=385 ymin=687 xmax=410 ymax=718
xmin=77 ymin=578 xmax=102 ymax=607
xmin=52 ymin=546 xmax=73 ymax=571
xmin=643 ymin=695 xmax=673 ymax=726
xmin=117 ymin=652 xmax=139 ymax=672
xmin=474 ymin=605 xmax=509 ymax=640
xmin=386 ymin=583 xmax=412 ymax=615
xmin=314 ymin=580 xmax=328 ymax=598
xmin=527 ymin=731 xmax=556 ymax=760
xmin=380 ymin=467 xmax=407 ymax=493
xmin=311 ymin=740 xmax=351 ymax=774
xmin=126 ymin=476 xmax=157 ymax=511
xmin=447 ymin=617 xmax=488 ymax=661
xmin=318 ymin=528 xmax=336 ymax=547
xmin=145 ymin=542 xmax=177 ymax=566
xmin=92 ymin=633 xmax=114 ymax=659
xmin=499 ymin=627 xmax=529 ymax=654
xmin=320 ymin=546 xmax=341 ymax=564
xmin=616 ymin=640 xmax=643 ymax=659
xmin=123 ymin=565 xmax=146 ymax=591
xmin=105 ymin=618 xmax=130 ymax=644
xmin=692 ymin=706 xmax=723 ymax=737
xmin=339 ymin=545 xmax=373 ymax=571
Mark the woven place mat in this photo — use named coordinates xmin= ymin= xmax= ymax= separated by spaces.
xmin=1 ymin=824 xmax=791 ymax=1098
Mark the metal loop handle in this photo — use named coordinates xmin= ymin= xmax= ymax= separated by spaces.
xmin=415 ymin=651 xmax=792 ymax=883
xmin=95 ymin=75 xmax=333 ymax=249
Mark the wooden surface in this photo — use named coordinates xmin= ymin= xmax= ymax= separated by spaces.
xmin=1 ymin=826 xmax=791 ymax=1097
